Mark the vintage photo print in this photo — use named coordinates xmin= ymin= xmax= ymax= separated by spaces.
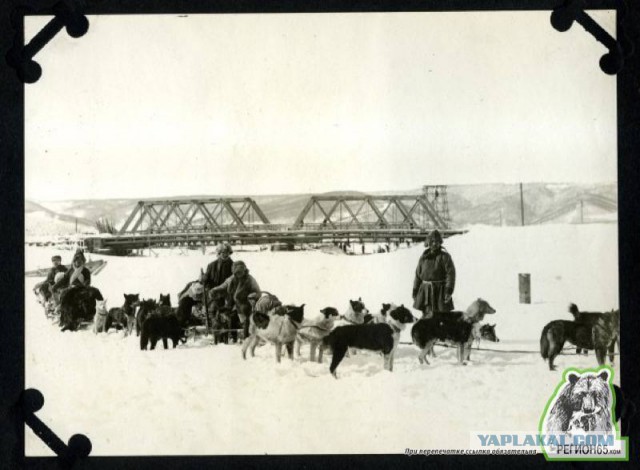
xmin=23 ymin=9 xmax=622 ymax=457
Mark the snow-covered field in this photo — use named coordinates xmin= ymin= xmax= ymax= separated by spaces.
xmin=24 ymin=223 xmax=620 ymax=455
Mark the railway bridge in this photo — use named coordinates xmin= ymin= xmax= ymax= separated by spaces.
xmin=84 ymin=186 xmax=462 ymax=253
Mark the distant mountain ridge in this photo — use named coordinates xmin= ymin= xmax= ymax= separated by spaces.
xmin=26 ymin=182 xmax=617 ymax=235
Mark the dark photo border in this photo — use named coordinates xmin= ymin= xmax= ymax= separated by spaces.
xmin=1 ymin=1 xmax=638 ymax=468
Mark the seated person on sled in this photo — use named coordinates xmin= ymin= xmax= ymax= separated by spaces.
xmin=34 ymin=254 xmax=68 ymax=297
xmin=46 ymin=255 xmax=68 ymax=285
xmin=53 ymin=249 xmax=92 ymax=293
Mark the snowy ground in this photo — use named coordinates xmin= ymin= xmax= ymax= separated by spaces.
xmin=24 ymin=223 xmax=620 ymax=455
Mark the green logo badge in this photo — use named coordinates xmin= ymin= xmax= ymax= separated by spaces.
xmin=538 ymin=366 xmax=628 ymax=461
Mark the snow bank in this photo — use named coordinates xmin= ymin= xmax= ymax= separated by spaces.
xmin=24 ymin=223 xmax=620 ymax=455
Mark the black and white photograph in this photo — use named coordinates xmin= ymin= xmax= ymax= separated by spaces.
xmin=20 ymin=8 xmax=624 ymax=456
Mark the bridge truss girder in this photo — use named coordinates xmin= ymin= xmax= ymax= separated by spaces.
xmin=292 ymin=194 xmax=449 ymax=230
xmin=118 ymin=198 xmax=271 ymax=234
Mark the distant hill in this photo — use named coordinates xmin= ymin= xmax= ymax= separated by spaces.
xmin=447 ymin=183 xmax=617 ymax=226
xmin=25 ymin=182 xmax=617 ymax=236
xmin=25 ymin=200 xmax=97 ymax=237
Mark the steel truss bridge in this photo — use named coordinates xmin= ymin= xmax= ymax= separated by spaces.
xmin=84 ymin=187 xmax=461 ymax=252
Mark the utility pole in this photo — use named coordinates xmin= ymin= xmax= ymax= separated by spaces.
xmin=519 ymin=183 xmax=525 ymax=226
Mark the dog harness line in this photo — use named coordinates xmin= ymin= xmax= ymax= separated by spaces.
xmin=387 ymin=319 xmax=404 ymax=334
xmin=297 ymin=324 xmax=331 ymax=332
xmin=339 ymin=315 xmax=360 ymax=325
xmin=287 ymin=317 xmax=301 ymax=330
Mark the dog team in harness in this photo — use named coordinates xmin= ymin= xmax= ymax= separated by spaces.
xmin=34 ymin=235 xmax=498 ymax=371
xmin=33 ymin=228 xmax=613 ymax=375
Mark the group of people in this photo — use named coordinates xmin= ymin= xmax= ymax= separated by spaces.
xmin=40 ymin=248 xmax=92 ymax=294
xmin=182 ymin=229 xmax=456 ymax=339
xmin=39 ymin=230 xmax=456 ymax=334
xmin=179 ymin=242 xmax=261 ymax=338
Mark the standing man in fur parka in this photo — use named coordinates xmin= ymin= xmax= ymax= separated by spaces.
xmin=209 ymin=260 xmax=261 ymax=340
xmin=412 ymin=229 xmax=456 ymax=318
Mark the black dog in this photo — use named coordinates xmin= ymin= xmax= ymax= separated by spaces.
xmin=175 ymin=295 xmax=203 ymax=329
xmin=323 ymin=305 xmax=414 ymax=377
xmin=411 ymin=299 xmax=496 ymax=365
xmin=136 ymin=298 xmax=158 ymax=336
xmin=159 ymin=293 xmax=172 ymax=307
xmin=140 ymin=308 xmax=187 ymax=350
xmin=569 ymin=303 xmax=619 ymax=356
xmin=540 ymin=304 xmax=619 ymax=370
xmin=59 ymin=286 xmax=104 ymax=332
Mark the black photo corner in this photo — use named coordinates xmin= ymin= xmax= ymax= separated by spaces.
xmin=1 ymin=0 xmax=639 ymax=468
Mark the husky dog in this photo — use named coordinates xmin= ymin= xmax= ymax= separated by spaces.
xmin=569 ymin=303 xmax=619 ymax=357
xmin=464 ymin=323 xmax=500 ymax=361
xmin=411 ymin=298 xmax=497 ymax=365
xmin=242 ymin=304 xmax=305 ymax=363
xmin=106 ymin=293 xmax=140 ymax=335
xmin=296 ymin=307 xmax=340 ymax=362
xmin=122 ymin=294 xmax=140 ymax=336
xmin=334 ymin=298 xmax=370 ymax=357
xmin=478 ymin=323 xmax=499 ymax=343
xmin=136 ymin=298 xmax=159 ymax=337
xmin=211 ymin=305 xmax=241 ymax=345
xmin=540 ymin=304 xmax=619 ymax=370
xmin=429 ymin=321 xmax=500 ymax=360
xmin=93 ymin=300 xmax=109 ymax=334
xmin=248 ymin=291 xmax=282 ymax=314
xmin=363 ymin=303 xmax=392 ymax=324
xmin=323 ymin=305 xmax=415 ymax=378
xmin=335 ymin=298 xmax=369 ymax=326
xmin=140 ymin=308 xmax=187 ymax=350
xmin=158 ymin=293 xmax=172 ymax=307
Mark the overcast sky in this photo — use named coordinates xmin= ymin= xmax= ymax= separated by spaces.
xmin=25 ymin=11 xmax=616 ymax=201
